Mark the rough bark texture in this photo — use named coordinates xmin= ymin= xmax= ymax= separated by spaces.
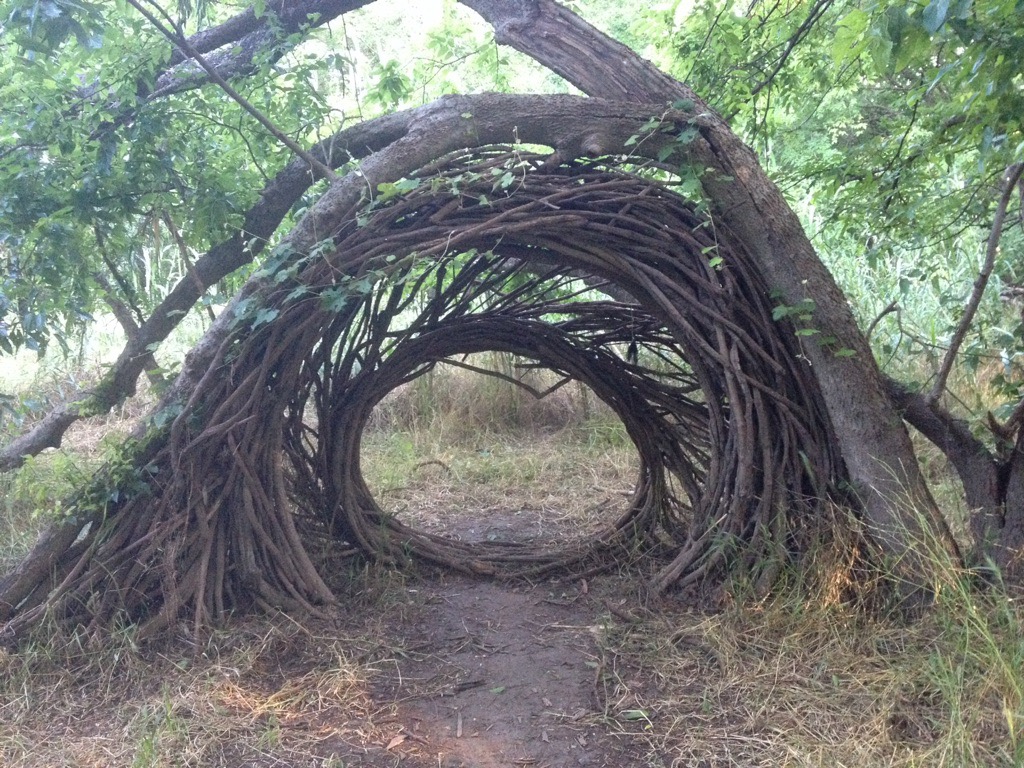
xmin=461 ymin=0 xmax=961 ymax=584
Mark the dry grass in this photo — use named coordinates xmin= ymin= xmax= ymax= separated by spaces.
xmin=360 ymin=358 xmax=640 ymax=544
xmin=596 ymin=555 xmax=1024 ymax=767
xmin=0 ymin=608 xmax=403 ymax=768
xmin=361 ymin=425 xmax=637 ymax=545
xmin=2 ymin=357 xmax=1024 ymax=766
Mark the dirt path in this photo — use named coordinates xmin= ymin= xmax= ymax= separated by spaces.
xmin=357 ymin=575 xmax=649 ymax=767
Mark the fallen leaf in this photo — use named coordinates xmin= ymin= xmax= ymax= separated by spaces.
xmin=386 ymin=733 xmax=407 ymax=750
xmin=620 ymin=709 xmax=649 ymax=721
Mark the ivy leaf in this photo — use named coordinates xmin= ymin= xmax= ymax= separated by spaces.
xmin=251 ymin=307 xmax=279 ymax=329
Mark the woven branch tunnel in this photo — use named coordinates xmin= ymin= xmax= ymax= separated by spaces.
xmin=0 ymin=150 xmax=845 ymax=641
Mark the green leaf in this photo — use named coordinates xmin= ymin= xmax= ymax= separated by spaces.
xmin=922 ymin=0 xmax=950 ymax=33
xmin=251 ymin=307 xmax=279 ymax=329
xmin=320 ymin=287 xmax=351 ymax=313
xmin=832 ymin=9 xmax=869 ymax=65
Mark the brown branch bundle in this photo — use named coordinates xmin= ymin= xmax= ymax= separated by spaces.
xmin=0 ymin=150 xmax=842 ymax=644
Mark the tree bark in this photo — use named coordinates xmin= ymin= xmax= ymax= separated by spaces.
xmin=998 ymin=435 xmax=1024 ymax=581
xmin=461 ymin=0 xmax=962 ymax=586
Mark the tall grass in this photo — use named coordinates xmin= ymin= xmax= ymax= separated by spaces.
xmin=597 ymin=504 xmax=1024 ymax=767
xmin=360 ymin=353 xmax=639 ymax=542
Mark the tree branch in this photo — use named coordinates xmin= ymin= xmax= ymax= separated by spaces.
xmin=929 ymin=162 xmax=1024 ymax=404
xmin=126 ymin=0 xmax=338 ymax=181
xmin=749 ymin=0 xmax=834 ymax=97
xmin=160 ymin=211 xmax=216 ymax=323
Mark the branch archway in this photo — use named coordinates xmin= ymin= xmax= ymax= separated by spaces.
xmin=0 ymin=150 xmax=843 ymax=643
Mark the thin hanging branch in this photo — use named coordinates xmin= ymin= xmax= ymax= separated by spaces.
xmin=125 ymin=0 xmax=339 ymax=182
xmin=160 ymin=212 xmax=216 ymax=323
xmin=749 ymin=0 xmax=834 ymax=98
xmin=929 ymin=162 xmax=1024 ymax=405
xmin=865 ymin=299 xmax=899 ymax=343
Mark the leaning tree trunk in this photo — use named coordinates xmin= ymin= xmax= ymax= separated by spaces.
xmin=462 ymin=0 xmax=961 ymax=588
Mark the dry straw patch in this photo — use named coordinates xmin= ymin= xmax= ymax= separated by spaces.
xmin=597 ymin=560 xmax=1024 ymax=767
xmin=0 ymin=615 xmax=395 ymax=767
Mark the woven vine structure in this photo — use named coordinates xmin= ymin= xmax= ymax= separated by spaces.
xmin=1 ymin=150 xmax=843 ymax=641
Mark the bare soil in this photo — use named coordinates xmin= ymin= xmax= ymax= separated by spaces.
xmin=347 ymin=573 xmax=651 ymax=768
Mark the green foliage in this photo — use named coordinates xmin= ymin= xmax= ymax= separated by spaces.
xmin=0 ymin=0 xmax=343 ymax=354
xmin=9 ymin=450 xmax=85 ymax=517
xmin=639 ymin=0 xmax=1024 ymax=420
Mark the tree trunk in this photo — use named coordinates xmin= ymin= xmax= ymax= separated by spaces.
xmin=462 ymin=0 xmax=962 ymax=587
xmin=998 ymin=435 xmax=1024 ymax=582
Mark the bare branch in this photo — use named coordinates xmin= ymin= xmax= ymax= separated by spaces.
xmin=929 ymin=162 xmax=1024 ymax=404
xmin=160 ymin=212 xmax=216 ymax=323
xmin=749 ymin=0 xmax=834 ymax=98
xmin=865 ymin=299 xmax=898 ymax=342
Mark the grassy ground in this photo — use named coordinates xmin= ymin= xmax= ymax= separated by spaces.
xmin=0 ymin=358 xmax=1022 ymax=765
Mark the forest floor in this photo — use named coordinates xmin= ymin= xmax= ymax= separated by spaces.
xmin=320 ymin=567 xmax=662 ymax=768
xmin=1 ymin=394 xmax=1023 ymax=766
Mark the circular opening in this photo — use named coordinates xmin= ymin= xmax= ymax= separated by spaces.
xmin=359 ymin=354 xmax=641 ymax=547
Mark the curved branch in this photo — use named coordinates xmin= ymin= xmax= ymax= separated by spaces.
xmin=884 ymin=376 xmax=999 ymax=518
xmin=143 ymin=0 xmax=374 ymax=102
xmin=127 ymin=0 xmax=337 ymax=180
xmin=929 ymin=163 xmax=1024 ymax=404
xmin=0 ymin=95 xmax=682 ymax=474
